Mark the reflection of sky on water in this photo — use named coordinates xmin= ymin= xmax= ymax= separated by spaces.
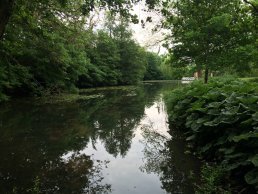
xmin=139 ymin=97 xmax=171 ymax=139
xmin=62 ymin=96 xmax=170 ymax=194
xmin=0 ymin=82 xmax=198 ymax=193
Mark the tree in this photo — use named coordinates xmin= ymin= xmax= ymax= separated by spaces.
xmin=144 ymin=52 xmax=163 ymax=80
xmin=78 ymin=30 xmax=121 ymax=87
xmin=162 ymin=0 xmax=244 ymax=83
xmin=0 ymin=0 xmax=91 ymax=97
xmin=0 ymin=0 xmax=69 ymax=40
xmin=102 ymin=14 xmax=148 ymax=85
xmin=118 ymin=39 xmax=147 ymax=84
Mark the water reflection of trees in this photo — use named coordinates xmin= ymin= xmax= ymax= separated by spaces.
xmin=39 ymin=153 xmax=111 ymax=194
xmin=79 ymin=88 xmax=147 ymax=157
xmin=140 ymin=126 xmax=200 ymax=194
xmin=0 ymin=141 xmax=110 ymax=194
xmin=78 ymin=83 xmax=177 ymax=157
xmin=0 ymin=83 xmax=178 ymax=193
xmin=0 ymin=101 xmax=111 ymax=193
xmin=0 ymin=86 xmax=153 ymax=193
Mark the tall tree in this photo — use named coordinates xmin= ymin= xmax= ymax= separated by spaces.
xmin=162 ymin=0 xmax=243 ymax=83
xmin=144 ymin=52 xmax=163 ymax=80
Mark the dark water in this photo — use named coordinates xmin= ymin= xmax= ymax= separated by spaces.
xmin=0 ymin=82 xmax=199 ymax=194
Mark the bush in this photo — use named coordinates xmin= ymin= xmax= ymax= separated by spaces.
xmin=196 ymin=163 xmax=231 ymax=194
xmin=165 ymin=77 xmax=258 ymax=192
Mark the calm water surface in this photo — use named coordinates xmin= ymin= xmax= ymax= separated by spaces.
xmin=0 ymin=82 xmax=199 ymax=194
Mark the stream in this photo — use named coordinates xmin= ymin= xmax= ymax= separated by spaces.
xmin=0 ymin=82 xmax=199 ymax=194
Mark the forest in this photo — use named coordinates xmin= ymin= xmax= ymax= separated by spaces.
xmin=0 ymin=0 xmax=165 ymax=102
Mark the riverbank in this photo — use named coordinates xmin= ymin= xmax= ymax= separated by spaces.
xmin=165 ymin=77 xmax=258 ymax=193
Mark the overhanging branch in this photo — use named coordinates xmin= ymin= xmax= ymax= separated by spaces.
xmin=243 ymin=0 xmax=258 ymax=13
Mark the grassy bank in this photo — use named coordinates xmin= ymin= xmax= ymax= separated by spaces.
xmin=165 ymin=78 xmax=258 ymax=193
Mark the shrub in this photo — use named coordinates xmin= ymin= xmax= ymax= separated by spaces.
xmin=196 ymin=163 xmax=231 ymax=194
xmin=165 ymin=77 xmax=258 ymax=192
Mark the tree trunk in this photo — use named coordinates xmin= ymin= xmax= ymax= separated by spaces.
xmin=197 ymin=68 xmax=202 ymax=79
xmin=0 ymin=0 xmax=15 ymax=40
xmin=204 ymin=67 xmax=209 ymax=84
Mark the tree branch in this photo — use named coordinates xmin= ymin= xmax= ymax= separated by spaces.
xmin=0 ymin=0 xmax=15 ymax=40
xmin=243 ymin=0 xmax=258 ymax=13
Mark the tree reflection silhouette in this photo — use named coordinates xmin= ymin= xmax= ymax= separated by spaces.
xmin=0 ymin=83 xmax=178 ymax=193
xmin=39 ymin=153 xmax=111 ymax=194
xmin=0 ymin=100 xmax=110 ymax=193
xmin=140 ymin=127 xmax=200 ymax=194
xmin=79 ymin=88 xmax=146 ymax=157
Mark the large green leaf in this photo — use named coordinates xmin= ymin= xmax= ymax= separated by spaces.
xmin=225 ymin=92 xmax=238 ymax=104
xmin=249 ymin=155 xmax=258 ymax=167
xmin=206 ymin=101 xmax=224 ymax=109
xmin=186 ymin=134 xmax=196 ymax=141
xmin=190 ymin=122 xmax=202 ymax=132
xmin=199 ymin=143 xmax=213 ymax=153
xmin=189 ymin=100 xmax=207 ymax=112
xmin=245 ymin=169 xmax=258 ymax=185
xmin=221 ymin=105 xmax=239 ymax=116
xmin=237 ymin=95 xmax=258 ymax=105
xmin=229 ymin=132 xmax=258 ymax=142
xmin=203 ymin=117 xmax=222 ymax=127
xmin=253 ymin=112 xmax=258 ymax=122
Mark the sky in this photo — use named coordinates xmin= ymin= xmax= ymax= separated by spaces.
xmin=87 ymin=2 xmax=168 ymax=55
xmin=130 ymin=2 xmax=168 ymax=55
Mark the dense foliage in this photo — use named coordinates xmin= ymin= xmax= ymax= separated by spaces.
xmin=165 ymin=78 xmax=258 ymax=192
xmin=160 ymin=55 xmax=195 ymax=80
xmin=161 ymin=0 xmax=258 ymax=82
xmin=0 ymin=1 xmax=163 ymax=101
xmin=0 ymin=0 xmax=160 ymax=39
xmin=143 ymin=52 xmax=163 ymax=80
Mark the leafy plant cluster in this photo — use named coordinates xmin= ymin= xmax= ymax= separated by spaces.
xmin=165 ymin=78 xmax=258 ymax=192
xmin=195 ymin=163 xmax=230 ymax=194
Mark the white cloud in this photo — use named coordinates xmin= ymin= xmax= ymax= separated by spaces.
xmin=130 ymin=2 xmax=168 ymax=55
xmin=86 ymin=3 xmax=169 ymax=55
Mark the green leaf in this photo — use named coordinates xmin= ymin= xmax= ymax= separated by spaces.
xmin=229 ymin=132 xmax=258 ymax=142
xmin=245 ymin=169 xmax=258 ymax=185
xmin=253 ymin=112 xmax=258 ymax=122
xmin=249 ymin=155 xmax=258 ymax=167
xmin=186 ymin=134 xmax=196 ymax=141
xmin=196 ymin=117 xmax=210 ymax=124
xmin=190 ymin=122 xmax=202 ymax=132
xmin=207 ymin=108 xmax=220 ymax=115
xmin=207 ymin=101 xmax=223 ymax=108
xmin=199 ymin=143 xmax=213 ymax=153
xmin=221 ymin=106 xmax=239 ymax=116
xmin=237 ymin=95 xmax=258 ymax=105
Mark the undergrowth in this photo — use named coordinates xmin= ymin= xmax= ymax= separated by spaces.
xmin=165 ymin=77 xmax=258 ymax=193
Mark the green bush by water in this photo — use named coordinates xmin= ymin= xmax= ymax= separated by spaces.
xmin=165 ymin=78 xmax=258 ymax=192
xmin=195 ymin=163 xmax=231 ymax=194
